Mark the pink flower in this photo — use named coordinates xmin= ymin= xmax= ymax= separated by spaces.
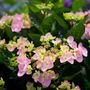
xmin=67 ymin=36 xmax=77 ymax=49
xmin=38 ymin=71 xmax=55 ymax=88
xmin=11 ymin=20 xmax=23 ymax=32
xmin=14 ymin=14 xmax=24 ymax=21
xmin=74 ymin=43 xmax=88 ymax=63
xmin=69 ymin=41 xmax=77 ymax=49
xmin=17 ymin=55 xmax=31 ymax=77
xmin=78 ymin=43 xmax=88 ymax=57
xmin=84 ymin=10 xmax=90 ymax=15
xmin=17 ymin=37 xmax=27 ymax=48
xmin=16 ymin=37 xmax=34 ymax=55
xmin=33 ymin=71 xmax=55 ymax=88
xmin=81 ymin=24 xmax=90 ymax=39
xmin=32 ymin=71 xmax=41 ymax=82
xmin=36 ymin=56 xmax=54 ymax=72
xmin=32 ymin=54 xmax=40 ymax=60
xmin=17 ymin=47 xmax=25 ymax=55
xmin=11 ymin=14 xmax=24 ymax=33
xmin=40 ymin=32 xmax=55 ymax=42
xmin=17 ymin=37 xmax=29 ymax=55
xmin=67 ymin=36 xmax=74 ymax=43
xmin=18 ymin=64 xmax=27 ymax=77
xmin=0 ymin=15 xmax=12 ymax=23
xmin=75 ymin=86 xmax=81 ymax=90
xmin=38 ymin=74 xmax=51 ymax=88
xmin=60 ymin=41 xmax=88 ymax=64
xmin=74 ymin=49 xmax=83 ymax=63
xmin=60 ymin=52 xmax=74 ymax=64
xmin=66 ymin=36 xmax=88 ymax=63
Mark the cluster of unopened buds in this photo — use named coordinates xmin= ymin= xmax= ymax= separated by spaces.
xmin=0 ymin=14 xmax=31 ymax=32
xmin=63 ymin=10 xmax=90 ymax=40
xmin=63 ymin=12 xmax=85 ymax=21
xmin=0 ymin=33 xmax=88 ymax=88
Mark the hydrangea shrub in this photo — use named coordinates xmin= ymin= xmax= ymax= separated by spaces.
xmin=0 ymin=0 xmax=90 ymax=90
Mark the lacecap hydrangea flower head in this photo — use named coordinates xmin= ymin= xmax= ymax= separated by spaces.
xmin=5 ymin=33 xmax=88 ymax=88
xmin=0 ymin=14 xmax=32 ymax=33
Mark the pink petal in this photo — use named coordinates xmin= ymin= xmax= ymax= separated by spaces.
xmin=75 ymin=55 xmax=83 ymax=63
xmin=67 ymin=36 xmax=74 ymax=43
xmin=75 ymin=86 xmax=81 ymax=90
xmin=41 ymin=79 xmax=51 ymax=88
xmin=81 ymin=24 xmax=90 ymax=39
xmin=11 ymin=21 xmax=23 ymax=32
xmin=17 ymin=55 xmax=30 ymax=65
xmin=14 ymin=14 xmax=24 ymax=21
xmin=69 ymin=41 xmax=77 ymax=49
xmin=67 ymin=58 xmax=74 ymax=64
xmin=32 ymin=71 xmax=40 ymax=83
xmin=60 ymin=52 xmax=74 ymax=64
xmin=17 ymin=64 xmax=26 ymax=77
xmin=78 ymin=43 xmax=88 ymax=57
xmin=74 ymin=49 xmax=83 ymax=63
xmin=38 ymin=74 xmax=51 ymax=88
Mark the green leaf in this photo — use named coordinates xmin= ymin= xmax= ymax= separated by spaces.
xmin=28 ymin=1 xmax=41 ymax=13
xmin=28 ymin=33 xmax=41 ymax=45
xmin=53 ymin=12 xmax=68 ymax=29
xmin=29 ymin=13 xmax=44 ymax=34
xmin=72 ymin=0 xmax=86 ymax=11
xmin=55 ymin=0 xmax=64 ymax=8
xmin=28 ymin=1 xmax=45 ymax=34
xmin=53 ymin=0 xmax=69 ymax=13
xmin=4 ymin=27 xmax=15 ymax=39
xmin=84 ymin=59 xmax=90 ymax=71
xmin=37 ymin=87 xmax=42 ymax=90
xmin=67 ymin=19 xmax=85 ymax=41
xmin=0 ymin=51 xmax=4 ymax=64
xmin=40 ymin=15 xmax=55 ymax=34
xmin=84 ymin=79 xmax=90 ymax=90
